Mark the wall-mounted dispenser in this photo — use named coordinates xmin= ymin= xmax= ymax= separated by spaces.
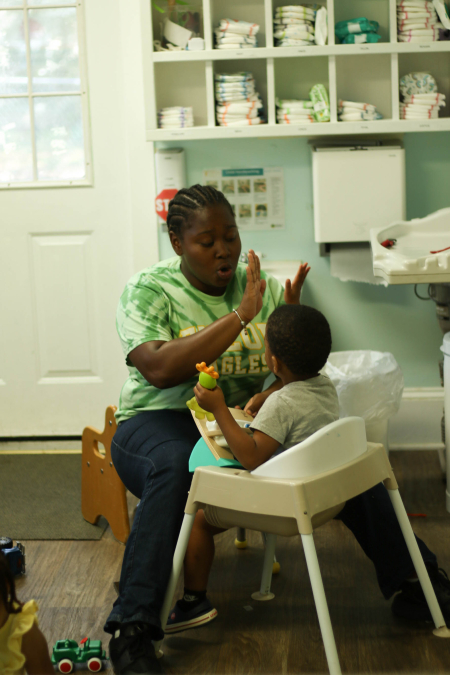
xmin=312 ymin=142 xmax=406 ymax=257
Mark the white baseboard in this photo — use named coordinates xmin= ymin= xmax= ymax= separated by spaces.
xmin=388 ymin=387 xmax=445 ymax=451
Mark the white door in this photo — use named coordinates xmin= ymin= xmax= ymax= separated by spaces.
xmin=0 ymin=1 xmax=158 ymax=435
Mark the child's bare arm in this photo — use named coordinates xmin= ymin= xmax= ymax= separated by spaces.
xmin=21 ymin=622 xmax=54 ymax=675
xmin=194 ymin=384 xmax=279 ymax=470
xmin=215 ymin=406 xmax=279 ymax=470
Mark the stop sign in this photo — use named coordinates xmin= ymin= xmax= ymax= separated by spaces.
xmin=155 ymin=189 xmax=178 ymax=221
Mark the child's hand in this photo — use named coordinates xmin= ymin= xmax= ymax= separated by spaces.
xmin=285 ymin=262 xmax=310 ymax=305
xmin=194 ymin=382 xmax=226 ymax=415
xmin=243 ymin=392 xmax=268 ymax=418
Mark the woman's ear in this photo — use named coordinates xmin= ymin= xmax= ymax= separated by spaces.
xmin=169 ymin=231 xmax=183 ymax=257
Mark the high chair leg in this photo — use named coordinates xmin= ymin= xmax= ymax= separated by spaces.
xmin=301 ymin=533 xmax=342 ymax=675
xmin=252 ymin=533 xmax=276 ymax=601
xmin=387 ymin=489 xmax=450 ymax=636
xmin=261 ymin=531 xmax=281 ymax=574
xmin=235 ymin=527 xmax=248 ymax=548
xmin=154 ymin=511 xmax=197 ymax=656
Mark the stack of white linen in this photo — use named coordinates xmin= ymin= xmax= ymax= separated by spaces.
xmin=274 ymin=4 xmax=316 ymax=46
xmin=158 ymin=106 xmax=194 ymax=129
xmin=400 ymin=93 xmax=446 ymax=118
xmin=399 ymin=71 xmax=445 ymax=118
xmin=338 ymin=100 xmax=383 ymax=122
xmin=397 ymin=0 xmax=443 ymax=41
xmin=215 ymin=18 xmax=259 ymax=49
xmin=276 ymin=98 xmax=315 ymax=124
xmin=215 ymin=73 xmax=265 ymax=126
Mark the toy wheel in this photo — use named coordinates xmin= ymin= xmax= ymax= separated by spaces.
xmin=87 ymin=657 xmax=103 ymax=672
xmin=0 ymin=537 xmax=13 ymax=550
xmin=58 ymin=659 xmax=74 ymax=673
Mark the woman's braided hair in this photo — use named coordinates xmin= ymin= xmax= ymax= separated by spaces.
xmin=166 ymin=184 xmax=234 ymax=237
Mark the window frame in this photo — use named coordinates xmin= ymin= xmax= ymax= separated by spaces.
xmin=0 ymin=0 xmax=92 ymax=189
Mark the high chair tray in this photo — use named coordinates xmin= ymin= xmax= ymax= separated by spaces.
xmin=190 ymin=407 xmax=253 ymax=461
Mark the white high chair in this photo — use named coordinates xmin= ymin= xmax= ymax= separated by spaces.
xmin=157 ymin=417 xmax=450 ymax=674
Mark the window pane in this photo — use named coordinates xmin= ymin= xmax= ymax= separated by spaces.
xmin=29 ymin=8 xmax=80 ymax=92
xmin=28 ymin=1 xmax=76 ymax=5
xmin=0 ymin=1 xmax=23 ymax=7
xmin=34 ymin=95 xmax=85 ymax=180
xmin=0 ymin=97 xmax=33 ymax=182
xmin=0 ymin=10 xmax=28 ymax=95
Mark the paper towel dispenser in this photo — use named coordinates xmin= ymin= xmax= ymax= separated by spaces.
xmin=312 ymin=143 xmax=406 ymax=256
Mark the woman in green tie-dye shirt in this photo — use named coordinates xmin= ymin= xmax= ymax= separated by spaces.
xmin=105 ymin=185 xmax=309 ymax=673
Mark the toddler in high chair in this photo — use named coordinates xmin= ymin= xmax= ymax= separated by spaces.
xmin=166 ymin=303 xmax=339 ymax=633
xmin=0 ymin=551 xmax=53 ymax=675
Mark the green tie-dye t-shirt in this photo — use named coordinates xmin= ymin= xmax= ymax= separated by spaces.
xmin=115 ymin=257 xmax=285 ymax=422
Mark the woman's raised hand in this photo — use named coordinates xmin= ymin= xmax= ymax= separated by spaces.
xmin=284 ymin=262 xmax=310 ymax=305
xmin=237 ymin=250 xmax=266 ymax=324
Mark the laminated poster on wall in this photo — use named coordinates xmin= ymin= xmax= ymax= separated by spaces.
xmin=203 ymin=167 xmax=285 ymax=231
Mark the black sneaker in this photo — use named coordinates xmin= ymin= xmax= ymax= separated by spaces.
xmin=391 ymin=563 xmax=450 ymax=623
xmin=109 ymin=623 xmax=163 ymax=675
xmin=165 ymin=598 xmax=218 ymax=634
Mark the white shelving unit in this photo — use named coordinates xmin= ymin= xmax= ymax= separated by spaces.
xmin=141 ymin=0 xmax=450 ymax=140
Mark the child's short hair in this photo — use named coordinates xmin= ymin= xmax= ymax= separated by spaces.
xmin=0 ymin=551 xmax=23 ymax=614
xmin=266 ymin=304 xmax=331 ymax=376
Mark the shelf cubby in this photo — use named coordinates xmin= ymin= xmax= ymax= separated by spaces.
xmin=334 ymin=0 xmax=391 ymax=44
xmin=211 ymin=0 xmax=268 ymax=48
xmin=151 ymin=0 xmax=204 ymax=50
xmin=399 ymin=52 xmax=450 ymax=119
xmin=272 ymin=0 xmax=327 ymax=50
xmin=274 ymin=56 xmax=330 ymax=124
xmin=336 ymin=54 xmax=392 ymax=120
xmin=213 ymin=58 xmax=269 ymax=126
xmin=154 ymin=61 xmax=209 ymax=127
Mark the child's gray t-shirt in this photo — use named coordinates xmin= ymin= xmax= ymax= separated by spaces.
xmin=250 ymin=375 xmax=340 ymax=452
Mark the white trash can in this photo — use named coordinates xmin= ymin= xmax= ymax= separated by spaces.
xmin=323 ymin=350 xmax=404 ymax=455
xmin=440 ymin=333 xmax=450 ymax=512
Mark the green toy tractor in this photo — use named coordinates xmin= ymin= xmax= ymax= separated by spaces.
xmin=51 ymin=637 xmax=107 ymax=673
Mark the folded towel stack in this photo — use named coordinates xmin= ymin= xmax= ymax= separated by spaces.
xmin=399 ymin=71 xmax=446 ymax=118
xmin=400 ymin=94 xmax=446 ymax=118
xmin=335 ymin=16 xmax=381 ymax=44
xmin=338 ymin=100 xmax=384 ymax=121
xmin=215 ymin=73 xmax=265 ymax=126
xmin=397 ymin=0 xmax=444 ymax=41
xmin=274 ymin=5 xmax=317 ymax=47
xmin=215 ymin=18 xmax=260 ymax=49
xmin=276 ymin=98 xmax=315 ymax=124
xmin=158 ymin=106 xmax=194 ymax=129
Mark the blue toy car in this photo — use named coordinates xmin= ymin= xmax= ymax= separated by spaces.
xmin=0 ymin=537 xmax=26 ymax=576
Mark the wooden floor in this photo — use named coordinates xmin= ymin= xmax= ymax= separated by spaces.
xmin=16 ymin=451 xmax=450 ymax=675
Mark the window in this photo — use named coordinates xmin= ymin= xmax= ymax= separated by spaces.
xmin=0 ymin=1 xmax=90 ymax=187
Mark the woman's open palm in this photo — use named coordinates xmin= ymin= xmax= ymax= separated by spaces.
xmin=238 ymin=250 xmax=266 ymax=323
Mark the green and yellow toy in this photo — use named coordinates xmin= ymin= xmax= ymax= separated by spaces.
xmin=186 ymin=362 xmax=219 ymax=421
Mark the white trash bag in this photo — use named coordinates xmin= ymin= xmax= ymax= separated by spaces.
xmin=323 ymin=350 xmax=404 ymax=423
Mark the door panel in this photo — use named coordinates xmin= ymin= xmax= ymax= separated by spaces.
xmin=0 ymin=0 xmax=157 ymax=435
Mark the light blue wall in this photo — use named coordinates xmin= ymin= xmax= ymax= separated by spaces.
xmin=156 ymin=132 xmax=450 ymax=387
